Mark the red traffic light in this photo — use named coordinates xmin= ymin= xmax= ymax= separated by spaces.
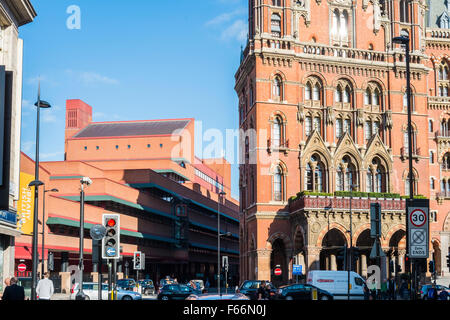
xmin=107 ymin=219 xmax=116 ymax=227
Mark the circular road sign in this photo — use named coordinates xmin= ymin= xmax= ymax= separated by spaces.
xmin=274 ymin=268 xmax=282 ymax=276
xmin=409 ymin=209 xmax=427 ymax=228
xmin=90 ymin=224 xmax=107 ymax=241
xmin=18 ymin=264 xmax=26 ymax=272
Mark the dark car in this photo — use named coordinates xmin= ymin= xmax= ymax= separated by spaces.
xmin=116 ymin=279 xmax=137 ymax=291
xmin=157 ymin=284 xmax=197 ymax=300
xmin=420 ymin=284 xmax=450 ymax=300
xmin=138 ymin=279 xmax=155 ymax=295
xmin=277 ymin=284 xmax=333 ymax=300
xmin=238 ymin=280 xmax=278 ymax=300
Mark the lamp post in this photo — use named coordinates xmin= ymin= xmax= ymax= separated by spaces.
xmin=41 ymin=188 xmax=58 ymax=278
xmin=393 ymin=35 xmax=414 ymax=299
xmin=76 ymin=177 xmax=92 ymax=300
xmin=217 ymin=191 xmax=226 ymax=296
xmin=30 ymin=83 xmax=52 ymax=301
xmin=348 ymin=183 xmax=358 ymax=300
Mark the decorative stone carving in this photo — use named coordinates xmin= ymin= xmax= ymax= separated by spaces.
xmin=357 ymin=109 xmax=365 ymax=126
xmin=384 ymin=110 xmax=393 ymax=129
xmin=297 ymin=103 xmax=305 ymax=122
xmin=311 ymin=222 xmax=321 ymax=233
xmin=326 ymin=106 xmax=335 ymax=125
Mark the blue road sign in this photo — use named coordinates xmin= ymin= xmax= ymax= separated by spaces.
xmin=106 ymin=247 xmax=116 ymax=257
xmin=293 ymin=264 xmax=302 ymax=275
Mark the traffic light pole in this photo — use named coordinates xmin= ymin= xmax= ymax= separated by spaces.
xmin=76 ymin=184 xmax=86 ymax=300
xmin=108 ymin=260 xmax=112 ymax=300
xmin=98 ymin=255 xmax=102 ymax=301
xmin=113 ymin=259 xmax=117 ymax=300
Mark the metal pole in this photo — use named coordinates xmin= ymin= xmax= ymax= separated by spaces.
xmin=108 ymin=260 xmax=112 ymax=300
xmin=41 ymin=190 xmax=46 ymax=279
xmin=77 ymin=184 xmax=85 ymax=299
xmin=31 ymin=86 xmax=41 ymax=300
xmin=98 ymin=246 xmax=102 ymax=301
xmin=405 ymin=39 xmax=415 ymax=300
xmin=348 ymin=187 xmax=353 ymax=300
xmin=218 ymin=195 xmax=221 ymax=296
xmin=113 ymin=259 xmax=117 ymax=300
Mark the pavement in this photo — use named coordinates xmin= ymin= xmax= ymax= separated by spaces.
xmin=49 ymin=293 xmax=157 ymax=300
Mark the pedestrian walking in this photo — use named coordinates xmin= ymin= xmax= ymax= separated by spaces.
xmin=399 ymin=280 xmax=408 ymax=300
xmin=0 ymin=277 xmax=11 ymax=299
xmin=257 ymin=281 xmax=269 ymax=300
xmin=1 ymin=277 xmax=25 ymax=301
xmin=36 ymin=272 xmax=54 ymax=300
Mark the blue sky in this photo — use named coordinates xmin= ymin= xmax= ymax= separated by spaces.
xmin=20 ymin=0 xmax=248 ymax=199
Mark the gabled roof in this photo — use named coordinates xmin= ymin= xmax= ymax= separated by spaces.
xmin=72 ymin=119 xmax=192 ymax=139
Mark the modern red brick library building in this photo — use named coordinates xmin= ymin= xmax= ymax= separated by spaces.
xmin=15 ymin=99 xmax=239 ymax=292
xmin=236 ymin=0 xmax=450 ymax=285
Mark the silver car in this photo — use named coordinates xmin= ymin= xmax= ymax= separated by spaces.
xmin=186 ymin=293 xmax=250 ymax=300
xmin=70 ymin=282 xmax=142 ymax=300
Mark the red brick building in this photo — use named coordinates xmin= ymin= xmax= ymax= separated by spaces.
xmin=236 ymin=0 xmax=450 ymax=285
xmin=15 ymin=99 xmax=239 ymax=292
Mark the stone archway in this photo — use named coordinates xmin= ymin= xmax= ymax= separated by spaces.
xmin=388 ymin=229 xmax=407 ymax=277
xmin=292 ymin=225 xmax=306 ymax=276
xmin=320 ymin=228 xmax=348 ymax=271
xmin=270 ymin=238 xmax=288 ymax=286
xmin=356 ymin=229 xmax=372 ymax=277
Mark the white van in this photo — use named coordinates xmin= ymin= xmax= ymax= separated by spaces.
xmin=307 ymin=271 xmax=366 ymax=300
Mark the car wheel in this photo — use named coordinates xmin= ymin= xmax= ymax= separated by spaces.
xmin=122 ymin=295 xmax=132 ymax=301
xmin=161 ymin=295 xmax=169 ymax=301
xmin=286 ymin=296 xmax=294 ymax=301
xmin=320 ymin=295 xmax=329 ymax=300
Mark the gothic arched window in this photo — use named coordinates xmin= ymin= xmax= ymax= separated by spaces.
xmin=273 ymin=76 xmax=282 ymax=98
xmin=273 ymin=165 xmax=284 ymax=201
xmin=271 ymin=14 xmax=282 ymax=38
xmin=272 ymin=116 xmax=282 ymax=148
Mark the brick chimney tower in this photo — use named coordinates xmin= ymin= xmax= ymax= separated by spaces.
xmin=64 ymin=99 xmax=92 ymax=158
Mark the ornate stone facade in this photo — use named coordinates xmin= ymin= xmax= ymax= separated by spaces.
xmin=237 ymin=0 xmax=450 ymax=284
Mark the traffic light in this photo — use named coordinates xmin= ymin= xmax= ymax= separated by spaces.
xmin=48 ymin=252 xmax=54 ymax=271
xmin=134 ymin=251 xmax=142 ymax=270
xmin=446 ymin=254 xmax=450 ymax=269
xmin=396 ymin=263 xmax=402 ymax=273
xmin=102 ymin=214 xmax=120 ymax=259
xmin=428 ymin=260 xmax=435 ymax=273
xmin=337 ymin=246 xmax=347 ymax=268
xmin=389 ymin=260 xmax=394 ymax=272
xmin=405 ymin=256 xmax=410 ymax=272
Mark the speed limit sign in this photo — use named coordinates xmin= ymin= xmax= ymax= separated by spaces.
xmin=407 ymin=199 xmax=429 ymax=259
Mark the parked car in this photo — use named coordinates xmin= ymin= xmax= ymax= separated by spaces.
xmin=70 ymin=282 xmax=142 ymax=300
xmin=186 ymin=293 xmax=250 ymax=300
xmin=138 ymin=279 xmax=155 ymax=295
xmin=116 ymin=279 xmax=137 ymax=291
xmin=307 ymin=271 xmax=366 ymax=300
xmin=276 ymin=284 xmax=333 ymax=300
xmin=157 ymin=284 xmax=196 ymax=300
xmin=237 ymin=280 xmax=278 ymax=300
xmin=420 ymin=284 xmax=450 ymax=300
xmin=189 ymin=279 xmax=205 ymax=292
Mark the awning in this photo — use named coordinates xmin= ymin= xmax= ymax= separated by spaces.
xmin=46 ymin=217 xmax=178 ymax=245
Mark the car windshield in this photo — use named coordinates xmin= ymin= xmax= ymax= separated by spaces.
xmin=179 ymin=285 xmax=191 ymax=292
xmin=241 ymin=281 xmax=261 ymax=289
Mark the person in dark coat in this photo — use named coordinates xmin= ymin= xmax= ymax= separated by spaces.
xmin=363 ymin=284 xmax=370 ymax=300
xmin=1 ymin=277 xmax=25 ymax=301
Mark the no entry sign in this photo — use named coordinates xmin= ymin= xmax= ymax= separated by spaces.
xmin=274 ymin=268 xmax=282 ymax=276
xmin=17 ymin=264 xmax=26 ymax=272
xmin=407 ymin=199 xmax=429 ymax=259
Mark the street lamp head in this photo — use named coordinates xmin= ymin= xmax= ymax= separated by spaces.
xmin=34 ymin=100 xmax=52 ymax=109
xmin=219 ymin=191 xmax=226 ymax=196
xmin=80 ymin=177 xmax=92 ymax=186
xmin=50 ymin=188 xmax=59 ymax=192
xmin=28 ymin=180 xmax=44 ymax=188
xmin=393 ymin=36 xmax=409 ymax=44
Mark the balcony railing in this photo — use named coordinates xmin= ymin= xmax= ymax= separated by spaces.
xmin=267 ymin=139 xmax=289 ymax=153
xmin=289 ymin=194 xmax=405 ymax=213
xmin=436 ymin=191 xmax=450 ymax=199
xmin=427 ymin=28 xmax=450 ymax=40
xmin=300 ymin=43 xmax=387 ymax=62
xmin=400 ymin=147 xmax=420 ymax=161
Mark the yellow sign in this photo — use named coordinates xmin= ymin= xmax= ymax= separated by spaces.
xmin=17 ymin=172 xmax=35 ymax=235
xmin=312 ymin=288 xmax=318 ymax=300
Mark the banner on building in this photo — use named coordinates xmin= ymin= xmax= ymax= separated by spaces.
xmin=17 ymin=172 xmax=35 ymax=235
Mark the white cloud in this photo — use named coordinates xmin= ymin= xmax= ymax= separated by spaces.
xmin=79 ymin=72 xmax=119 ymax=85
xmin=40 ymin=151 xmax=64 ymax=160
xmin=65 ymin=69 xmax=119 ymax=86
xmin=221 ymin=20 xmax=247 ymax=42
xmin=21 ymin=141 xmax=35 ymax=154
xmin=205 ymin=8 xmax=246 ymax=26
